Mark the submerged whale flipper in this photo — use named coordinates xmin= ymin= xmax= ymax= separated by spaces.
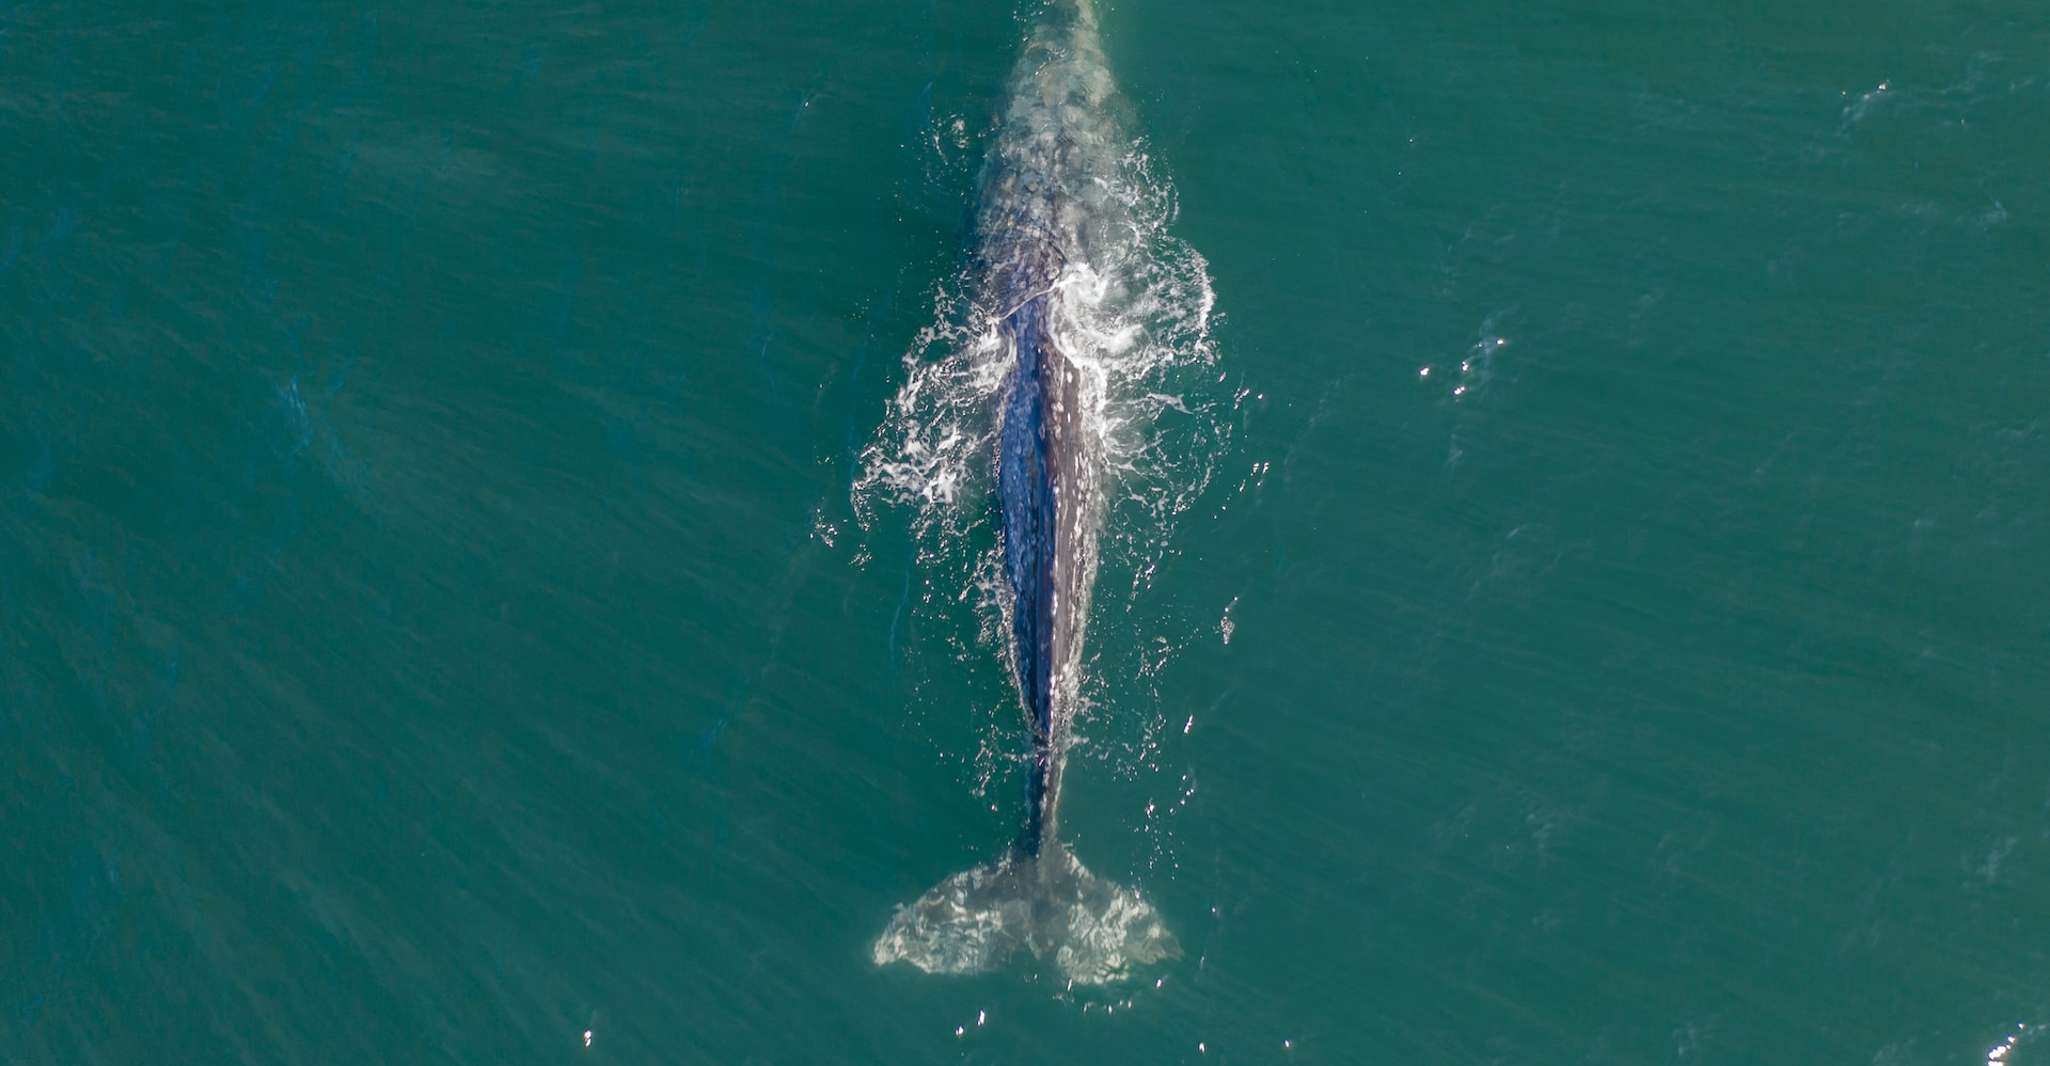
xmin=873 ymin=844 xmax=1179 ymax=985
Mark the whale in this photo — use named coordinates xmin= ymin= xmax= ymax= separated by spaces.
xmin=871 ymin=0 xmax=1180 ymax=985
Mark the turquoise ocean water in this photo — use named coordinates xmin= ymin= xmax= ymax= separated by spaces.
xmin=4 ymin=1 xmax=2047 ymax=1062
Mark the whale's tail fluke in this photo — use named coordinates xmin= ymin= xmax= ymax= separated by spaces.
xmin=872 ymin=844 xmax=1177 ymax=985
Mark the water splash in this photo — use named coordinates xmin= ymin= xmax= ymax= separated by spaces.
xmin=1987 ymin=1022 xmax=2032 ymax=1066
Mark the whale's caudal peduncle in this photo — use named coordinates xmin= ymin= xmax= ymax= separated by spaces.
xmin=873 ymin=1 xmax=1179 ymax=985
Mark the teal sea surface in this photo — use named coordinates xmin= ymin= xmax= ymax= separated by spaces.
xmin=5 ymin=1 xmax=2048 ymax=1063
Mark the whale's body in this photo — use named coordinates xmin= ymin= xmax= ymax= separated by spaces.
xmin=999 ymin=296 xmax=1087 ymax=854
xmin=872 ymin=0 xmax=1178 ymax=984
